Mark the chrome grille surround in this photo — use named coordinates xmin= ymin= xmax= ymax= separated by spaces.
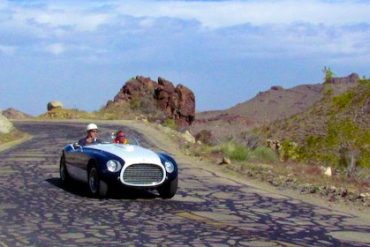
xmin=120 ymin=163 xmax=166 ymax=186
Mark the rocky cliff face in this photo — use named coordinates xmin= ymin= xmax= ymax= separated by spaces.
xmin=0 ymin=113 xmax=13 ymax=134
xmin=105 ymin=76 xmax=195 ymax=128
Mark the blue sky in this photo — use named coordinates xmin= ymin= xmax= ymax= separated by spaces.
xmin=0 ymin=0 xmax=370 ymax=115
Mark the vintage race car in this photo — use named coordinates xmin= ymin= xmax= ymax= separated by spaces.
xmin=59 ymin=140 xmax=178 ymax=199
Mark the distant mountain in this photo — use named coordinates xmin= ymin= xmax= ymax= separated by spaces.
xmin=2 ymin=108 xmax=33 ymax=120
xmin=204 ymin=73 xmax=359 ymax=124
xmin=227 ymin=83 xmax=324 ymax=123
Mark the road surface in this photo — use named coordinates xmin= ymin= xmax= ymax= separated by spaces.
xmin=0 ymin=122 xmax=369 ymax=246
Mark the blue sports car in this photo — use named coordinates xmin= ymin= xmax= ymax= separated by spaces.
xmin=59 ymin=139 xmax=178 ymax=199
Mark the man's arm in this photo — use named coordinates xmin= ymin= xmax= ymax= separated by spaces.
xmin=78 ymin=138 xmax=86 ymax=146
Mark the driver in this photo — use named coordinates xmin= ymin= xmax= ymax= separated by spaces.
xmin=78 ymin=123 xmax=102 ymax=146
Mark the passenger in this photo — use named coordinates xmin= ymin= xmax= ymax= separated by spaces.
xmin=114 ymin=130 xmax=128 ymax=144
xmin=78 ymin=123 xmax=102 ymax=146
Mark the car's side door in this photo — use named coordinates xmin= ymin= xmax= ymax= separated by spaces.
xmin=65 ymin=145 xmax=91 ymax=182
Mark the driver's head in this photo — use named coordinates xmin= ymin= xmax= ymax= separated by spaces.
xmin=86 ymin=123 xmax=98 ymax=138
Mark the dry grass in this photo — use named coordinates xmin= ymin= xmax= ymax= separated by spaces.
xmin=0 ymin=129 xmax=26 ymax=145
xmin=37 ymin=108 xmax=97 ymax=120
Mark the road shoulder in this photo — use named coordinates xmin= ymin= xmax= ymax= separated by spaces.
xmin=0 ymin=133 xmax=32 ymax=153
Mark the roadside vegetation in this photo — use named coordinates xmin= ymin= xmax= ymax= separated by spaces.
xmin=180 ymin=75 xmax=370 ymax=208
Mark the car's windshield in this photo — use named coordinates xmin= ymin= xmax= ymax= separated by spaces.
xmin=99 ymin=131 xmax=140 ymax=146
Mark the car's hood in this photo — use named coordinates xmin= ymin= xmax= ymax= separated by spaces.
xmin=87 ymin=144 xmax=162 ymax=166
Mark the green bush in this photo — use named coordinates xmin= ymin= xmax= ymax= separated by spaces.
xmin=129 ymin=94 xmax=141 ymax=110
xmin=280 ymin=140 xmax=300 ymax=161
xmin=163 ymin=118 xmax=177 ymax=130
xmin=300 ymin=118 xmax=370 ymax=168
xmin=251 ymin=146 xmax=278 ymax=163
xmin=332 ymin=92 xmax=355 ymax=109
xmin=323 ymin=66 xmax=335 ymax=83
xmin=219 ymin=141 xmax=250 ymax=161
xmin=191 ymin=144 xmax=213 ymax=157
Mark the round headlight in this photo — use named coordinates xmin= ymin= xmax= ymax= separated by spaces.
xmin=164 ymin=161 xmax=175 ymax=173
xmin=106 ymin=160 xmax=121 ymax=172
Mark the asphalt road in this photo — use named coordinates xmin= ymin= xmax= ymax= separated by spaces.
xmin=0 ymin=122 xmax=369 ymax=246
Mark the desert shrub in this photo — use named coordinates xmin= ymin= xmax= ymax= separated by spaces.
xmin=300 ymin=118 xmax=370 ymax=168
xmin=323 ymin=66 xmax=334 ymax=83
xmin=332 ymin=92 xmax=355 ymax=110
xmin=163 ymin=118 xmax=177 ymax=130
xmin=280 ymin=140 xmax=300 ymax=161
xmin=218 ymin=141 xmax=250 ymax=161
xmin=359 ymin=78 xmax=370 ymax=86
xmin=191 ymin=144 xmax=213 ymax=157
xmin=38 ymin=108 xmax=96 ymax=120
xmin=250 ymin=146 xmax=278 ymax=163
xmin=129 ymin=94 xmax=141 ymax=110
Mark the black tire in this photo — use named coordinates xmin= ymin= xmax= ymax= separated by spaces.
xmin=158 ymin=177 xmax=178 ymax=199
xmin=88 ymin=166 xmax=108 ymax=198
xmin=59 ymin=155 xmax=70 ymax=185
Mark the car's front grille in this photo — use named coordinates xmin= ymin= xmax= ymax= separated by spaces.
xmin=122 ymin=163 xmax=164 ymax=186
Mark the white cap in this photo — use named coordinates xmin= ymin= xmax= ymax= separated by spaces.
xmin=86 ymin=123 xmax=98 ymax=131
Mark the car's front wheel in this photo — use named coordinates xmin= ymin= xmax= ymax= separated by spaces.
xmin=60 ymin=155 xmax=70 ymax=185
xmin=88 ymin=166 xmax=108 ymax=198
xmin=158 ymin=177 xmax=178 ymax=199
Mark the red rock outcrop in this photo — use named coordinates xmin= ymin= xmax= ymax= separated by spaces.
xmin=328 ymin=73 xmax=359 ymax=84
xmin=105 ymin=76 xmax=195 ymax=128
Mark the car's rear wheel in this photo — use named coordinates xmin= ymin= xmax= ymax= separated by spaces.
xmin=158 ymin=177 xmax=178 ymax=199
xmin=60 ymin=155 xmax=70 ymax=185
xmin=88 ymin=166 xmax=108 ymax=198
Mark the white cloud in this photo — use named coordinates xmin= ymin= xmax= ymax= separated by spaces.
xmin=1 ymin=0 xmax=370 ymax=63
xmin=10 ymin=3 xmax=112 ymax=33
xmin=0 ymin=44 xmax=16 ymax=55
xmin=46 ymin=43 xmax=65 ymax=55
xmin=3 ymin=0 xmax=370 ymax=33
xmin=114 ymin=0 xmax=370 ymax=28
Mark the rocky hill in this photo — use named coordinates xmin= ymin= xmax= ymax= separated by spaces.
xmin=191 ymin=73 xmax=360 ymax=144
xmin=264 ymin=78 xmax=370 ymax=168
xmin=102 ymin=76 xmax=195 ymax=129
xmin=2 ymin=108 xmax=33 ymax=120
